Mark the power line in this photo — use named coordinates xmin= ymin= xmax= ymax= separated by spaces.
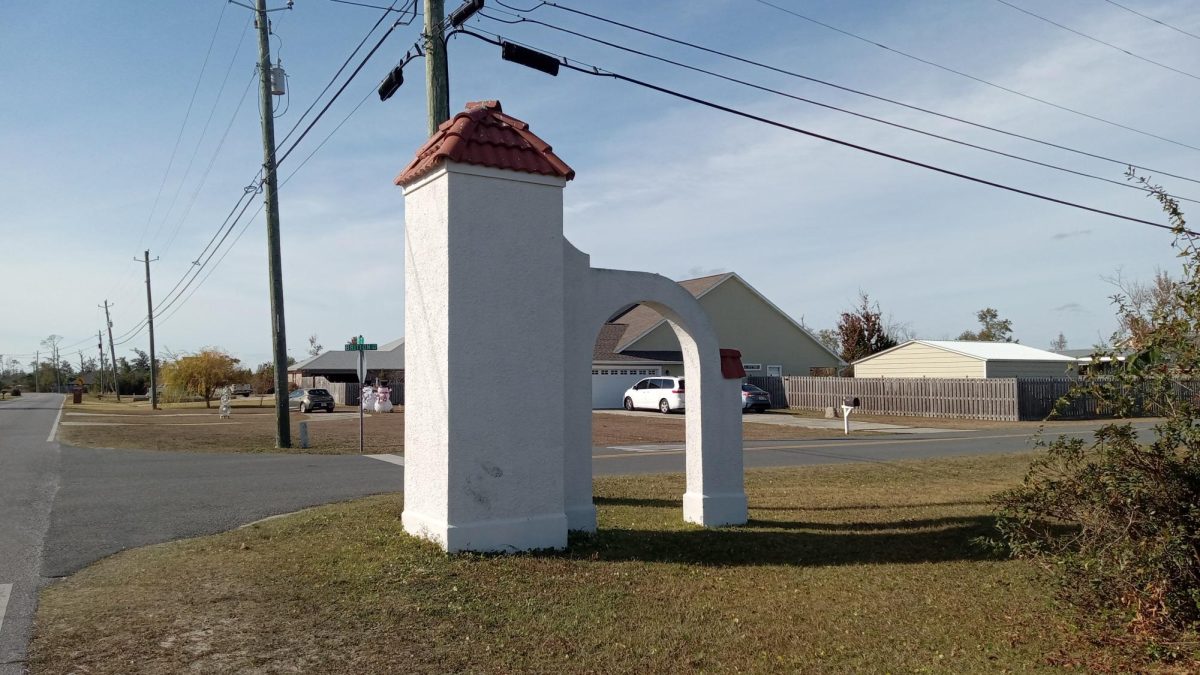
xmin=276 ymin=10 xmax=414 ymax=165
xmin=747 ymin=0 xmax=1200 ymax=154
xmin=160 ymin=81 xmax=386 ymax=328
xmin=1100 ymin=0 xmax=1200 ymax=42
xmin=158 ymin=16 xmax=256 ymax=257
xmin=279 ymin=0 xmax=416 ymax=149
xmin=525 ymin=0 xmax=1200 ymax=187
xmin=993 ymin=0 xmax=1200 ymax=82
xmin=455 ymin=28 xmax=1192 ymax=236
xmin=123 ymin=11 xmax=420 ymax=337
xmin=481 ymin=9 xmax=1200 ymax=205
xmin=160 ymin=68 xmax=259 ymax=258
xmin=138 ymin=1 xmax=231 ymax=249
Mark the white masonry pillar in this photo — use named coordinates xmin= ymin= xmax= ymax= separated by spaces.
xmin=399 ymin=149 xmax=570 ymax=552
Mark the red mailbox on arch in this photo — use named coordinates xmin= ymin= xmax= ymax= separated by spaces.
xmin=720 ymin=349 xmax=746 ymax=379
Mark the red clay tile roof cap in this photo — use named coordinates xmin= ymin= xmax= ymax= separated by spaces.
xmin=395 ymin=100 xmax=575 ymax=185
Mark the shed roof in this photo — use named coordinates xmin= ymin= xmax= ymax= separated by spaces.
xmin=855 ymin=340 xmax=1078 ymax=365
xmin=395 ymin=100 xmax=574 ymax=185
xmin=289 ymin=338 xmax=405 ymax=374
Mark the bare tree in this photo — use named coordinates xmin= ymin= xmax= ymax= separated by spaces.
xmin=1102 ymin=267 xmax=1177 ymax=348
xmin=307 ymin=334 xmax=323 ymax=358
xmin=1049 ymin=332 xmax=1068 ymax=352
xmin=40 ymin=334 xmax=63 ymax=391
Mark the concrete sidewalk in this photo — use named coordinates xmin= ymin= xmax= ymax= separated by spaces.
xmin=595 ymin=410 xmax=965 ymax=434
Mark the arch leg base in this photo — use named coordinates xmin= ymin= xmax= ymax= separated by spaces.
xmin=565 ymin=503 xmax=597 ymax=532
xmin=683 ymin=491 xmax=748 ymax=527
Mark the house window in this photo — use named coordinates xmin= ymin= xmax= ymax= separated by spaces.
xmin=592 ymin=370 xmax=599 ymax=375
xmin=743 ymin=363 xmax=762 ymax=372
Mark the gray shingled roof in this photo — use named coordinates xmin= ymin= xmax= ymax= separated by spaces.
xmin=289 ymin=339 xmax=405 ymax=374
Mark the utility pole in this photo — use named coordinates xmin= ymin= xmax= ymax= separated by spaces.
xmin=424 ymin=0 xmax=449 ymax=135
xmin=97 ymin=330 xmax=107 ymax=396
xmin=255 ymin=0 xmax=291 ymax=448
xmin=34 ymin=351 xmax=39 ymax=393
xmin=100 ymin=300 xmax=121 ymax=402
xmin=135 ymin=250 xmax=160 ymax=409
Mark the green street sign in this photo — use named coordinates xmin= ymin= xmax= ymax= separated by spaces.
xmin=344 ymin=343 xmax=378 ymax=351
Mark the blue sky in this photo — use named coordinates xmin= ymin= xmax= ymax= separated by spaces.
xmin=2 ymin=0 xmax=1198 ymax=367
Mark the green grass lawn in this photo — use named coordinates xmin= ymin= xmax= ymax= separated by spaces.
xmin=30 ymin=453 xmax=1109 ymax=674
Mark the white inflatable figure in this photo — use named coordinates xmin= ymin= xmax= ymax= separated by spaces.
xmin=219 ymin=386 xmax=232 ymax=419
xmin=374 ymin=386 xmax=393 ymax=413
xmin=361 ymin=385 xmax=376 ymax=412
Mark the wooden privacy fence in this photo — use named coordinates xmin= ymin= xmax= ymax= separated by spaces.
xmin=781 ymin=375 xmax=1200 ymax=421
xmin=781 ymin=376 xmax=1020 ymax=421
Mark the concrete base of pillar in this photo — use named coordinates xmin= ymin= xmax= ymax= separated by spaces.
xmin=402 ymin=509 xmax=568 ymax=553
xmin=565 ymin=503 xmax=597 ymax=532
xmin=682 ymin=491 xmax=748 ymax=527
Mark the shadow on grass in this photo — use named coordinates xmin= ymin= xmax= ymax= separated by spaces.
xmin=569 ymin=517 xmax=1005 ymax=567
xmin=596 ymin=496 xmax=994 ymax=513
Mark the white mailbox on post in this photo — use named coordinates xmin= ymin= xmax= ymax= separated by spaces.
xmin=840 ymin=396 xmax=860 ymax=435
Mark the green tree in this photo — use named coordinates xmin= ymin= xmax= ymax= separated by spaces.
xmin=996 ymin=173 xmax=1200 ymax=658
xmin=958 ymin=307 xmax=1015 ymax=342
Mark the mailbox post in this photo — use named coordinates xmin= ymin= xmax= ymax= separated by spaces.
xmin=841 ymin=396 xmax=860 ymax=435
xmin=344 ymin=335 xmax=378 ymax=453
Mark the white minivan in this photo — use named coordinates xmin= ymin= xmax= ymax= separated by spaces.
xmin=622 ymin=376 xmax=685 ymax=414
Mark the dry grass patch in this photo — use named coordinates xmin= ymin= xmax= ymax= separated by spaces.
xmin=60 ymin=399 xmax=858 ymax=455
xmin=31 ymin=453 xmax=1107 ymax=674
xmin=57 ymin=397 xmax=402 ymax=454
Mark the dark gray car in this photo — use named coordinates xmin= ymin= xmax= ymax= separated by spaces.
xmin=288 ymin=387 xmax=335 ymax=413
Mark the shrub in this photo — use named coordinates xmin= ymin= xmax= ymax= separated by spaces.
xmin=10 ymin=387 xmax=20 ymax=397
xmin=996 ymin=174 xmax=1200 ymax=658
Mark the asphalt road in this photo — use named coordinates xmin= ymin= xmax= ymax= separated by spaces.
xmin=0 ymin=395 xmax=1152 ymax=673
xmin=0 ymin=394 xmax=402 ymax=674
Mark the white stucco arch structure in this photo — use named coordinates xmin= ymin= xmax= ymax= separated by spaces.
xmin=563 ymin=242 xmax=747 ymax=531
xmin=397 ymin=100 xmax=746 ymax=552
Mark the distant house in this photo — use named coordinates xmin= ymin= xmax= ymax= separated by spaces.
xmin=854 ymin=340 xmax=1077 ymax=379
xmin=591 ymin=272 xmax=842 ymax=408
xmin=288 ymin=338 xmax=405 ymax=405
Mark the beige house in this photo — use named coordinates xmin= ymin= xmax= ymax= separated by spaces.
xmin=591 ymin=272 xmax=842 ymax=407
xmin=853 ymin=340 xmax=1077 ymax=379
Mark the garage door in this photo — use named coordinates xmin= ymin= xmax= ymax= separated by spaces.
xmin=591 ymin=367 xmax=661 ymax=409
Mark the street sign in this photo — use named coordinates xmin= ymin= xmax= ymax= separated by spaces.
xmin=344 ymin=343 xmax=378 ymax=351
xmin=357 ymin=351 xmax=367 ymax=384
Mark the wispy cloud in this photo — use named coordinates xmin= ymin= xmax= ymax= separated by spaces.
xmin=1052 ymin=229 xmax=1093 ymax=240
xmin=1053 ymin=302 xmax=1086 ymax=313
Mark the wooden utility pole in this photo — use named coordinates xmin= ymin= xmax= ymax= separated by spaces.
xmin=135 ymin=250 xmax=160 ymax=409
xmin=97 ymin=330 xmax=107 ymax=396
xmin=424 ymin=0 xmax=449 ymax=135
xmin=255 ymin=0 xmax=291 ymax=447
xmin=100 ymin=300 xmax=121 ymax=402
xmin=34 ymin=350 xmax=39 ymax=393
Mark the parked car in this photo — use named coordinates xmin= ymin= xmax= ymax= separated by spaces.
xmin=623 ymin=376 xmax=686 ymax=414
xmin=741 ymin=383 xmax=772 ymax=413
xmin=288 ymin=387 xmax=335 ymax=413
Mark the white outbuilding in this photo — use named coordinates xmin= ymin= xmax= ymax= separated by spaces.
xmin=853 ymin=340 xmax=1078 ymax=378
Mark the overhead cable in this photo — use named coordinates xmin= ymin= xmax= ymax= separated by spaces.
xmin=523 ymin=0 xmax=1200 ymax=187
xmin=481 ymin=9 xmax=1200 ymax=204
xmin=454 ymin=28 xmax=1194 ymax=236
xmin=747 ymin=0 xmax=1200 ymax=154
xmin=994 ymin=0 xmax=1200 ymax=82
